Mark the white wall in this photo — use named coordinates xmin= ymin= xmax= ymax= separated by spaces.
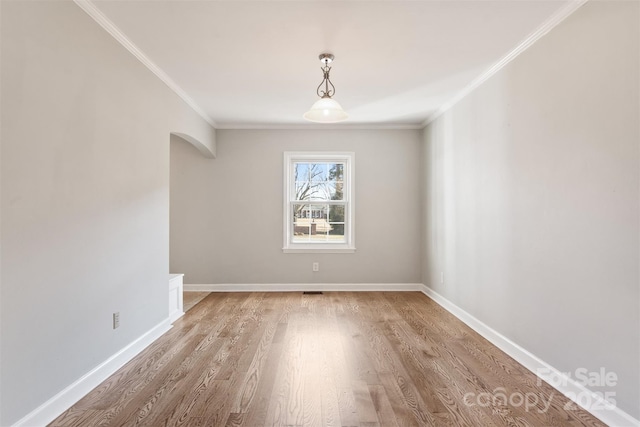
xmin=422 ymin=0 xmax=639 ymax=419
xmin=171 ymin=129 xmax=422 ymax=285
xmin=0 ymin=1 xmax=215 ymax=425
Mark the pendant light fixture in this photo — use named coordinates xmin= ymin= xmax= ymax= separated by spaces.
xmin=303 ymin=53 xmax=348 ymax=123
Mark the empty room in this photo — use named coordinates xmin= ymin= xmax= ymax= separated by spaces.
xmin=1 ymin=0 xmax=638 ymax=426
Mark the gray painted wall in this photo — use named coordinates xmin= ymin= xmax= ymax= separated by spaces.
xmin=0 ymin=1 xmax=214 ymax=424
xmin=422 ymin=1 xmax=639 ymax=418
xmin=2 ymin=0 xmax=638 ymax=424
xmin=170 ymin=129 xmax=422 ymax=284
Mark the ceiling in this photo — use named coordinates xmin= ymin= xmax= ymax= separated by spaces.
xmin=87 ymin=0 xmax=577 ymax=128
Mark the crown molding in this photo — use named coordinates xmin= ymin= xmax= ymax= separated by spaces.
xmin=74 ymin=0 xmax=587 ymax=132
xmin=421 ymin=0 xmax=588 ymax=127
xmin=73 ymin=0 xmax=218 ymax=129
xmin=214 ymin=123 xmax=424 ymax=130
xmin=70 ymin=0 xmax=422 ymax=131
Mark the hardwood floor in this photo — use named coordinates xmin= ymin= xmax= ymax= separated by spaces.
xmin=183 ymin=292 xmax=211 ymax=312
xmin=50 ymin=292 xmax=604 ymax=426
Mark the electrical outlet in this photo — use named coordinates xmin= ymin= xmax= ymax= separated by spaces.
xmin=312 ymin=262 xmax=319 ymax=272
xmin=440 ymin=272 xmax=444 ymax=284
xmin=113 ymin=312 xmax=120 ymax=329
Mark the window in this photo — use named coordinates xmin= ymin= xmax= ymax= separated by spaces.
xmin=283 ymin=152 xmax=355 ymax=253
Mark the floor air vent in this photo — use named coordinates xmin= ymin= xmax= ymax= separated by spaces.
xmin=303 ymin=291 xmax=323 ymax=295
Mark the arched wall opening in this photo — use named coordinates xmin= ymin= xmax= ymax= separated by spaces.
xmin=169 ymin=132 xmax=215 ymax=315
xmin=170 ymin=132 xmax=215 ymax=159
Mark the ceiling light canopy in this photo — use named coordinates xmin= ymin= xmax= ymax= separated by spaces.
xmin=304 ymin=53 xmax=348 ymax=123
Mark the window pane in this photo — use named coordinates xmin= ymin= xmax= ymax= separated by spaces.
xmin=293 ymin=203 xmax=310 ymax=242
xmin=329 ymin=205 xmax=345 ymax=222
xmin=328 ymin=223 xmax=345 ymax=238
xmin=293 ymin=204 xmax=307 ymax=219
xmin=295 ymin=181 xmax=322 ymax=201
xmin=328 ymin=163 xmax=344 ymax=182
xmin=294 ymin=181 xmax=307 ymax=199
xmin=293 ymin=162 xmax=346 ymax=201
xmin=292 ymin=203 xmax=343 ymax=242
xmin=294 ymin=177 xmax=330 ymax=201
xmin=309 ymin=184 xmax=331 ymax=201
xmin=309 ymin=163 xmax=328 ymax=182
xmin=293 ymin=204 xmax=328 ymax=220
xmin=295 ymin=163 xmax=310 ymax=181
xmin=326 ymin=182 xmax=344 ymax=201
xmin=328 ymin=163 xmax=344 ymax=201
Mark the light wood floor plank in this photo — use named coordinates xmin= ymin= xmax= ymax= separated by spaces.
xmin=50 ymin=292 xmax=606 ymax=427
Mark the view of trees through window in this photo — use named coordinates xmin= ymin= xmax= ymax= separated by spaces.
xmin=293 ymin=162 xmax=345 ymax=242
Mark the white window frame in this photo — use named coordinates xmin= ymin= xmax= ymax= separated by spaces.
xmin=283 ymin=151 xmax=355 ymax=253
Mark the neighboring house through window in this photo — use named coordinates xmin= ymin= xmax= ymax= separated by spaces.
xmin=283 ymin=152 xmax=355 ymax=253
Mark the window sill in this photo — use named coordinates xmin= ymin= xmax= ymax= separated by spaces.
xmin=283 ymin=246 xmax=356 ymax=254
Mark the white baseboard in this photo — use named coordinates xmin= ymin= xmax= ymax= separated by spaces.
xmin=169 ymin=311 xmax=184 ymax=324
xmin=420 ymin=284 xmax=639 ymax=427
xmin=13 ymin=318 xmax=173 ymax=427
xmin=184 ymin=283 xmax=424 ymax=292
xmin=17 ymin=285 xmax=636 ymax=426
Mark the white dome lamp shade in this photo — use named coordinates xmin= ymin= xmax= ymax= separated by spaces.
xmin=304 ymin=53 xmax=348 ymax=123
xmin=304 ymin=97 xmax=348 ymax=123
